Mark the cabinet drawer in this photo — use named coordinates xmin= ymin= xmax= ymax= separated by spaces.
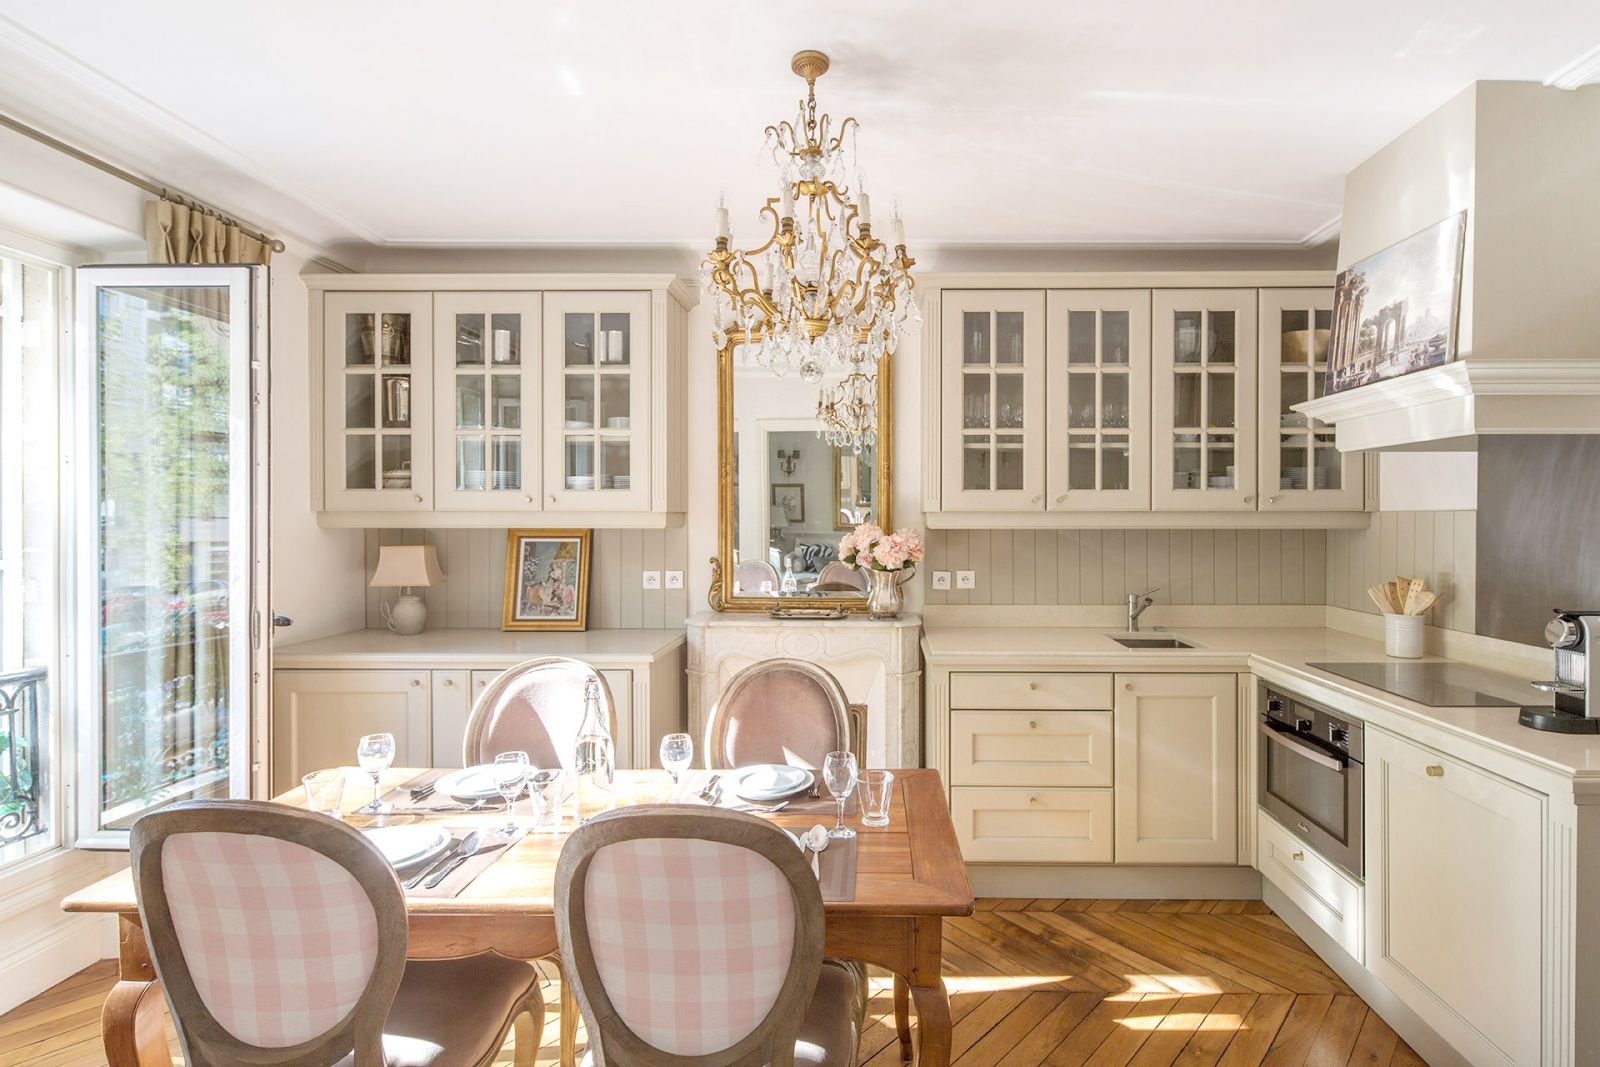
xmin=951 ymin=710 xmax=1112 ymax=787
xmin=950 ymin=672 xmax=1112 ymax=711
xmin=1257 ymin=811 xmax=1362 ymax=963
xmin=952 ymin=787 xmax=1114 ymax=863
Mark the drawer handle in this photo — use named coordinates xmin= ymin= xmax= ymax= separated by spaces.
xmin=1028 ymin=720 xmax=1038 ymax=730
xmin=1291 ymin=850 xmax=1305 ymax=862
xmin=1426 ymin=764 xmax=1444 ymax=778
xmin=1125 ymin=683 xmax=1134 ymax=691
xmin=1028 ymin=682 xmax=1040 ymax=691
xmin=442 ymin=678 xmax=454 ymax=687
xmin=410 ymin=678 xmax=422 ymax=688
xmin=1028 ymin=795 xmax=1039 ymax=806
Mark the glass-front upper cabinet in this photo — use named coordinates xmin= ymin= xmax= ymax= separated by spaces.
xmin=1257 ymin=289 xmax=1363 ymax=512
xmin=543 ymin=291 xmax=652 ymax=511
xmin=940 ymin=290 xmax=1046 ymax=510
xmin=324 ymin=292 xmax=432 ymax=511
xmin=1045 ymin=291 xmax=1152 ymax=511
xmin=432 ymin=292 xmax=542 ymax=510
xmin=1152 ymin=289 xmax=1258 ymax=511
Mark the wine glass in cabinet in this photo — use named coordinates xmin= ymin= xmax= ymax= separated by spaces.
xmin=1152 ymin=289 xmax=1258 ymax=511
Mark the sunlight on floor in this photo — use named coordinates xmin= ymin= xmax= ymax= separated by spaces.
xmin=1116 ymin=1011 xmax=1247 ymax=1031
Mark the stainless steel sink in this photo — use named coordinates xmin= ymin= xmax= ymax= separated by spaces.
xmin=1111 ymin=636 xmax=1195 ymax=649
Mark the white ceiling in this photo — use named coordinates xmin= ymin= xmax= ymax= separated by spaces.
xmin=1 ymin=1 xmax=1598 ymax=257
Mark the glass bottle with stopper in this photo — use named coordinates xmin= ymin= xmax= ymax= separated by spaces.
xmin=573 ymin=676 xmax=615 ymax=821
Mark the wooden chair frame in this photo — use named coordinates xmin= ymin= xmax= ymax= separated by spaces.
xmin=703 ymin=658 xmax=852 ymax=772
xmin=463 ymin=656 xmax=618 ymax=767
xmin=554 ymin=806 xmax=827 ymax=1067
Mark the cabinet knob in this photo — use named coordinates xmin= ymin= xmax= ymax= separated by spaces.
xmin=1028 ymin=720 xmax=1038 ymax=730
xmin=1426 ymin=764 xmax=1445 ymax=778
xmin=1125 ymin=683 xmax=1134 ymax=691
xmin=1028 ymin=795 xmax=1039 ymax=806
xmin=1243 ymin=495 xmax=1256 ymax=504
xmin=1291 ymin=850 xmax=1305 ymax=862
xmin=525 ymin=495 xmax=533 ymax=504
xmin=409 ymin=678 xmax=422 ymax=688
xmin=443 ymin=678 xmax=454 ymax=687
xmin=550 ymin=494 xmax=557 ymax=503
xmin=414 ymin=494 xmax=423 ymax=504
xmin=1028 ymin=682 xmax=1040 ymax=691
xmin=1055 ymin=494 xmax=1066 ymax=504
xmin=1267 ymin=496 xmax=1279 ymax=505
xmin=1032 ymin=494 xmax=1042 ymax=505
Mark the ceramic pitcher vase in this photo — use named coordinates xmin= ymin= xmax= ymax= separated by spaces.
xmin=866 ymin=566 xmax=915 ymax=620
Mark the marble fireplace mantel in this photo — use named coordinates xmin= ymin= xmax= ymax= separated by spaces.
xmin=685 ymin=611 xmax=923 ymax=769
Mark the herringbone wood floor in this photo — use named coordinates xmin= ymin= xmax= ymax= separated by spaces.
xmin=0 ymin=899 xmax=1426 ymax=1066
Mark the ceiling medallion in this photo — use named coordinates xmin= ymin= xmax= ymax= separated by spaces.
xmin=703 ymin=49 xmax=918 ymax=449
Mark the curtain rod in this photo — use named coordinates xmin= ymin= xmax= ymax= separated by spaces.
xmin=0 ymin=111 xmax=288 ymax=254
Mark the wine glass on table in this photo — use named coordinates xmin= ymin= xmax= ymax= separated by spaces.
xmin=659 ymin=733 xmax=693 ymax=799
xmin=492 ymin=751 xmax=531 ymax=838
xmin=354 ymin=733 xmax=396 ymax=815
xmin=822 ymin=750 xmax=858 ymax=840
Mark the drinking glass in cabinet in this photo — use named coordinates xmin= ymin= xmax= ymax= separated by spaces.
xmin=382 ymin=376 xmax=411 ymax=428
xmin=1206 ymin=440 xmax=1235 ymax=489
xmin=1068 ymin=434 xmax=1095 ymax=490
xmin=1174 ymin=372 xmax=1201 ymax=428
xmin=1207 ymin=311 xmax=1235 ymax=363
xmin=1206 ymin=375 xmax=1234 ymax=429
xmin=565 ymin=437 xmax=595 ymax=491
xmin=599 ymin=376 xmax=630 ymax=427
xmin=963 ymin=311 xmax=990 ymax=365
xmin=961 ymin=374 xmax=991 ymax=429
xmin=456 ymin=376 xmax=485 ymax=429
xmin=601 ymin=440 xmax=631 ymax=490
xmin=380 ymin=314 xmax=410 ymax=365
xmin=346 ymin=435 xmax=375 ymax=490
xmin=1068 ymin=374 xmax=1096 ymax=428
xmin=1173 ymin=434 xmax=1201 ymax=490
xmin=457 ymin=437 xmax=487 ymax=491
xmin=1174 ymin=312 xmax=1202 ymax=363
xmin=1102 ymin=311 xmax=1130 ymax=364
xmin=996 ymin=375 xmax=1024 ymax=428
xmin=491 ymin=437 xmax=521 ymax=490
xmin=565 ymin=314 xmax=595 ymax=366
xmin=455 ymin=313 xmax=486 ymax=365
xmin=1068 ymin=311 xmax=1096 ymax=364
xmin=995 ymin=435 xmax=1024 ymax=490
xmin=565 ymin=377 xmax=595 ymax=429
xmin=346 ymin=375 xmax=375 ymax=429
xmin=490 ymin=375 xmax=520 ymax=429
xmin=1102 ymin=374 xmax=1129 ymax=428
xmin=346 ymin=313 xmax=375 ymax=366
xmin=1101 ymin=435 xmax=1130 ymax=490
xmin=996 ymin=312 xmax=1025 ymax=364
xmin=962 ymin=436 xmax=991 ymax=490
xmin=381 ymin=436 xmax=412 ymax=489
xmin=491 ymin=313 xmax=521 ymax=364
xmin=598 ymin=313 xmax=631 ymax=365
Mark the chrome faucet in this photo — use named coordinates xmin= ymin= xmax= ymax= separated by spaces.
xmin=1126 ymin=587 xmax=1159 ymax=632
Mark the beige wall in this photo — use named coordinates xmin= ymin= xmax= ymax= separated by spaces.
xmin=1325 ymin=511 xmax=1476 ymax=633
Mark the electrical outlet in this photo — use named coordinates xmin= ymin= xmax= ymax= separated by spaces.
xmin=664 ymin=570 xmax=684 ymax=590
xmin=956 ymin=570 xmax=976 ymax=590
xmin=641 ymin=570 xmax=662 ymax=590
xmin=930 ymin=570 xmax=952 ymax=590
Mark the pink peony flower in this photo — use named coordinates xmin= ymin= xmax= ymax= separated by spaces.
xmin=893 ymin=527 xmax=925 ymax=564
xmin=873 ymin=535 xmax=911 ymax=570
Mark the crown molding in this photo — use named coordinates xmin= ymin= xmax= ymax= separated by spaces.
xmin=1544 ymin=42 xmax=1600 ymax=90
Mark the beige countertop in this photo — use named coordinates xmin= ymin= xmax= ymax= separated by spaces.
xmin=923 ymin=624 xmax=1600 ymax=781
xmin=274 ymin=627 xmax=686 ymax=669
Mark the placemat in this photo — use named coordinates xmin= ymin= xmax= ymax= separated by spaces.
xmin=402 ymin=825 xmax=524 ymax=899
xmin=701 ymin=771 xmax=856 ymax=816
xmin=816 ymin=836 xmax=858 ymax=902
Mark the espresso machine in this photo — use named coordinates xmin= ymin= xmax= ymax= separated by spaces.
xmin=1521 ymin=610 xmax=1600 ymax=733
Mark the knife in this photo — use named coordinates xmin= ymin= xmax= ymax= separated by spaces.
xmin=423 ymin=830 xmax=484 ymax=889
xmin=404 ymin=832 xmax=470 ymax=890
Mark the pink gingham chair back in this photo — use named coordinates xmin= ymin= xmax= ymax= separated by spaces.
xmin=464 ymin=656 xmax=617 ymax=770
xmin=131 ymin=800 xmax=407 ymax=1067
xmin=554 ymin=806 xmax=825 ymax=1067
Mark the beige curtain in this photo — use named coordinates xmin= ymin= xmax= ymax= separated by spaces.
xmin=144 ymin=198 xmax=274 ymax=266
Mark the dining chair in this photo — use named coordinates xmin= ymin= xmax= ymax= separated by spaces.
xmin=465 ymin=656 xmax=618 ymax=770
xmin=705 ymin=658 xmax=851 ymax=771
xmin=734 ymin=559 xmax=780 ymax=594
xmin=554 ymin=805 xmax=867 ymax=1067
xmin=814 ymin=561 xmax=867 ymax=592
xmin=129 ymin=799 xmax=543 ymax=1067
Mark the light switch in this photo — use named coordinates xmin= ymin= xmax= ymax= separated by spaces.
xmin=641 ymin=570 xmax=662 ymax=590
xmin=956 ymin=570 xmax=976 ymax=590
xmin=664 ymin=570 xmax=684 ymax=589
xmin=930 ymin=570 xmax=952 ymax=590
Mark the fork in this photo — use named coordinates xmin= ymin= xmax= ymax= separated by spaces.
xmin=734 ymin=800 xmax=790 ymax=815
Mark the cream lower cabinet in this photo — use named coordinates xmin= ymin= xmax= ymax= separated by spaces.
xmin=1365 ymin=726 xmax=1544 ymax=1067
xmin=1113 ymin=673 xmax=1239 ymax=864
xmin=271 ymin=670 xmax=432 ymax=794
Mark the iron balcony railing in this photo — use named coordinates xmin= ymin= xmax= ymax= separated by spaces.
xmin=0 ymin=666 xmax=46 ymax=846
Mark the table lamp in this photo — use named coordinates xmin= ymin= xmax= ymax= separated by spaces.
xmin=370 ymin=544 xmax=446 ymax=635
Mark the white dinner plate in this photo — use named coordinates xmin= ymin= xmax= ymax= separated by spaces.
xmin=434 ymin=765 xmax=504 ymax=801
xmin=729 ymin=764 xmax=814 ymax=802
xmin=362 ymin=825 xmax=451 ymax=869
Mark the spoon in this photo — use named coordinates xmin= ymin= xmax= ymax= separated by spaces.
xmin=804 ymin=824 xmax=829 ymax=878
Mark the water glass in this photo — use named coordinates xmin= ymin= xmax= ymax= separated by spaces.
xmin=301 ymin=770 xmax=347 ymax=819
xmin=355 ymin=733 xmax=396 ymax=814
xmin=822 ymin=750 xmax=858 ymax=840
xmin=492 ymin=751 xmax=531 ymax=838
xmin=659 ymin=733 xmax=693 ymax=795
xmin=859 ymin=769 xmax=895 ymax=828
xmin=529 ymin=769 xmax=564 ymax=831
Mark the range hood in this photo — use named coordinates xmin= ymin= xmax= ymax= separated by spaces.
xmin=1296 ymin=81 xmax=1600 ymax=452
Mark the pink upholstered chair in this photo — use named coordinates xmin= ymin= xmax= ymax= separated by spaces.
xmin=814 ymin=561 xmax=867 ymax=593
xmin=554 ymin=806 xmax=866 ymax=1067
xmin=130 ymin=799 xmax=542 ymax=1067
xmin=734 ymin=560 xmax=780 ymax=594
xmin=464 ymin=656 xmax=617 ymax=770
xmin=704 ymin=658 xmax=851 ymax=771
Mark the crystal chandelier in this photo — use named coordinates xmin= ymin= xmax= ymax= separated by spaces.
xmin=703 ymin=49 xmax=918 ymax=447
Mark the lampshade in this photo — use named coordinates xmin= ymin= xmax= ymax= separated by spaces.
xmin=769 ymin=505 xmax=791 ymax=530
xmin=369 ymin=544 xmax=446 ymax=588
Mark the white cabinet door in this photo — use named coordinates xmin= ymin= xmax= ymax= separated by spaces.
xmin=543 ymin=291 xmax=652 ymax=512
xmin=1114 ymin=673 xmax=1238 ymax=864
xmin=1257 ymin=289 xmax=1363 ymax=513
xmin=952 ymin=787 xmax=1115 ymax=863
xmin=270 ymin=670 xmax=430 ymax=794
xmin=323 ymin=292 xmax=433 ymax=512
xmin=1152 ymin=290 xmax=1258 ymax=511
xmin=430 ymin=670 xmax=471 ymax=769
xmin=940 ymin=290 xmax=1047 ymax=511
xmin=1365 ymin=728 xmax=1543 ymax=1067
xmin=432 ymin=292 xmax=542 ymax=511
xmin=1046 ymin=290 xmax=1152 ymax=511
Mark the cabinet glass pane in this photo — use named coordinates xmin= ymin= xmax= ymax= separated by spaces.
xmin=995 ymin=435 xmax=1024 ymax=490
xmin=1174 ymin=433 xmax=1200 ymax=490
xmin=1315 ymin=432 xmax=1341 ymax=490
xmin=962 ymin=436 xmax=991 ymax=490
xmin=1280 ymin=309 xmax=1310 ymax=364
xmin=456 ymin=436 xmax=486 ymax=490
xmin=995 ymin=374 xmax=1024 ymax=429
xmin=490 ymin=313 xmax=521 ymax=365
xmin=1068 ymin=434 xmax=1095 ymax=490
xmin=491 ymin=437 xmax=521 ymax=490
xmin=962 ymin=373 xmax=991 ymax=429
xmin=996 ymin=312 xmax=1025 ymax=365
xmin=345 ymin=313 xmax=375 ymax=366
xmin=345 ymin=374 xmax=375 ymax=429
xmin=381 ymin=435 xmax=412 ymax=488
xmin=455 ymin=375 xmax=485 ymax=429
xmin=1174 ymin=372 xmax=1201 ymax=428
xmin=564 ymin=376 xmax=595 ymax=429
xmin=565 ymin=313 xmax=595 ymax=367
xmin=1068 ymin=374 xmax=1096 ymax=428
xmin=599 ymin=375 xmax=631 ymax=427
xmin=1207 ymin=311 xmax=1235 ymax=364
xmin=1281 ymin=371 xmax=1309 ymax=423
xmin=601 ymin=439 xmax=631 ymax=488
xmin=1206 ymin=373 xmax=1235 ymax=429
xmin=1068 ymin=311 xmax=1096 ymax=364
xmin=380 ymin=313 xmax=411 ymax=366
xmin=1206 ymin=438 xmax=1235 ymax=489
xmin=1174 ymin=312 xmax=1202 ymax=364
xmin=455 ymin=313 xmax=485 ymax=365
xmin=598 ymin=312 xmax=631 ymax=366
xmin=963 ymin=312 xmax=990 ymax=365
xmin=381 ymin=375 xmax=411 ymax=428
xmin=1103 ymin=311 xmax=1130 ymax=365
xmin=565 ymin=437 xmax=595 ymax=489
xmin=1280 ymin=435 xmax=1308 ymax=491
xmin=1102 ymin=373 xmax=1129 ymax=429
xmin=1313 ymin=309 xmax=1332 ymax=361
xmin=345 ymin=434 xmax=375 ymax=489
xmin=1102 ymin=435 xmax=1130 ymax=491
xmin=491 ymin=375 xmax=520 ymax=429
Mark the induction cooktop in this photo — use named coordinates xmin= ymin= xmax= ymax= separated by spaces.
xmin=1306 ymin=661 xmax=1546 ymax=709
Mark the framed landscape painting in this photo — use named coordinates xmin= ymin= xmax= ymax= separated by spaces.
xmin=1326 ymin=212 xmax=1466 ymax=394
xmin=501 ymin=529 xmax=592 ymax=631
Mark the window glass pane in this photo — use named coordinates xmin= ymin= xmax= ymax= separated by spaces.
xmin=598 ymin=312 xmax=631 ymax=366
xmin=455 ymin=375 xmax=485 ymax=429
xmin=1174 ymin=312 xmax=1202 ymax=364
xmin=379 ymin=312 xmax=411 ymax=366
xmin=345 ymin=313 xmax=374 ymax=366
xmin=1068 ymin=374 xmax=1095 ymax=429
xmin=962 ymin=436 xmax=991 ymax=490
xmin=962 ymin=373 xmax=991 ymax=429
xmin=454 ymin=313 xmax=485 ymax=365
xmin=995 ymin=434 xmax=1024 ymax=490
xmin=565 ymin=375 xmax=595 ymax=429
xmin=565 ymin=437 xmax=595 ymax=490
xmin=381 ymin=375 xmax=411 ymax=428
xmin=995 ymin=374 xmax=1024 ymax=429
xmin=456 ymin=436 xmax=486 ymax=491
xmin=491 ymin=375 xmax=521 ymax=430
xmin=962 ymin=312 xmax=990 ymax=365
xmin=1102 ymin=373 xmax=1129 ymax=429
xmin=1102 ymin=311 xmax=1130 ymax=365
xmin=599 ymin=375 xmax=630 ymax=427
xmin=345 ymin=373 xmax=374 ymax=429
xmin=1207 ymin=311 xmax=1235 ymax=364
xmin=491 ymin=437 xmax=522 ymax=490
xmin=1067 ymin=311 xmax=1095 ymax=364
xmin=995 ymin=312 xmax=1025 ymax=365
xmin=565 ymin=313 xmax=595 ymax=367
xmin=346 ymin=434 xmax=375 ymax=489
xmin=1068 ymin=434 xmax=1096 ymax=490
xmin=1101 ymin=435 xmax=1130 ymax=491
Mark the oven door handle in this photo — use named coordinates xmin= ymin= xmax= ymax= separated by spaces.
xmin=1259 ymin=720 xmax=1346 ymax=772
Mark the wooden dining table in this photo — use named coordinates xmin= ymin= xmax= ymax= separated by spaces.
xmin=62 ymin=767 xmax=974 ymax=1067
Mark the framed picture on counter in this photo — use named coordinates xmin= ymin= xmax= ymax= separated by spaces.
xmin=502 ymin=529 xmax=592 ymax=631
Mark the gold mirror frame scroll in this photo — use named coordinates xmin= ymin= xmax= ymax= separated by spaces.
xmin=709 ymin=347 xmax=892 ymax=612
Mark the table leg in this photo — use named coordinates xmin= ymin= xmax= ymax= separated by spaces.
xmin=908 ymin=980 xmax=952 ymax=1067
xmin=560 ymin=965 xmax=580 ymax=1067
xmin=103 ymin=980 xmax=172 ymax=1067
xmin=893 ymin=974 xmax=913 ymax=1063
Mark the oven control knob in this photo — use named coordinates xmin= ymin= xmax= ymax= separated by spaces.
xmin=1328 ymin=725 xmax=1350 ymax=746
xmin=1295 ymin=718 xmax=1313 ymax=732
xmin=1546 ymin=616 xmax=1583 ymax=650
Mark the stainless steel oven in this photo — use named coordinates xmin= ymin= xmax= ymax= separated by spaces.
xmin=1257 ymin=683 xmax=1364 ymax=879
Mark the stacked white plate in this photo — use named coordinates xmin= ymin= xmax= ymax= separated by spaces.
xmin=566 ymin=475 xmax=596 ymax=490
xmin=362 ymin=825 xmax=451 ymax=870
xmin=433 ymin=765 xmax=504 ymax=802
xmin=729 ymin=764 xmax=814 ymax=802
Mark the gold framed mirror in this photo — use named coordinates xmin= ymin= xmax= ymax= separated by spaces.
xmin=709 ymin=350 xmax=892 ymax=612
